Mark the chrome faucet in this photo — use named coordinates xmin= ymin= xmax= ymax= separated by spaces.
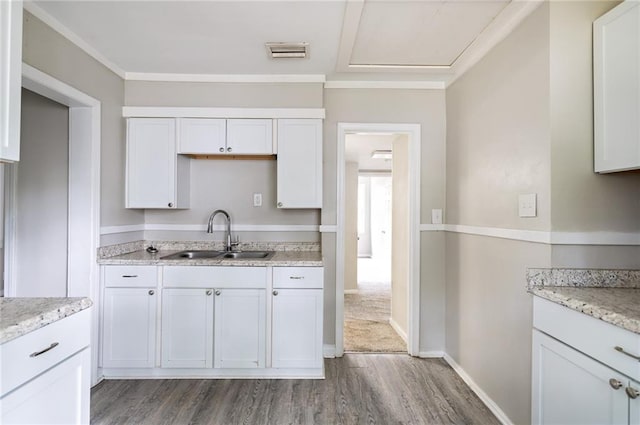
xmin=207 ymin=209 xmax=238 ymax=251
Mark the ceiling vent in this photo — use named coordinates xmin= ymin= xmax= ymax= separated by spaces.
xmin=265 ymin=42 xmax=309 ymax=59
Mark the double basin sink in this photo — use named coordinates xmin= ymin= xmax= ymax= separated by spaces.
xmin=161 ymin=250 xmax=275 ymax=261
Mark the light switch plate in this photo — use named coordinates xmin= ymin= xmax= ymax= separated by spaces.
xmin=253 ymin=193 xmax=262 ymax=207
xmin=431 ymin=209 xmax=443 ymax=224
xmin=518 ymin=194 xmax=537 ymax=217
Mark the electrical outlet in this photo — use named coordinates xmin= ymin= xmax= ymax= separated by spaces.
xmin=253 ymin=193 xmax=262 ymax=207
xmin=431 ymin=209 xmax=443 ymax=224
xmin=518 ymin=194 xmax=537 ymax=217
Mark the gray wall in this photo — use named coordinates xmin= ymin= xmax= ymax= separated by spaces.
xmin=445 ymin=5 xmax=551 ymax=424
xmin=322 ymin=88 xmax=447 ymax=351
xmin=15 ymin=89 xmax=69 ymax=296
xmin=391 ymin=136 xmax=409 ymax=334
xmin=23 ymin=11 xmax=139 ymax=234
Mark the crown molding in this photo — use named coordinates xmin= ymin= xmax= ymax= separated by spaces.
xmin=125 ymin=72 xmax=326 ymax=84
xmin=23 ymin=1 xmax=126 ymax=79
xmin=324 ymin=80 xmax=445 ymax=90
xmin=122 ymin=106 xmax=325 ymax=119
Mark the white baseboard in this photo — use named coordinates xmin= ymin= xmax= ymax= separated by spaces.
xmin=418 ymin=351 xmax=445 ymax=358
xmin=323 ymin=344 xmax=336 ymax=358
xmin=389 ymin=317 xmax=408 ymax=343
xmin=443 ymin=354 xmax=514 ymax=425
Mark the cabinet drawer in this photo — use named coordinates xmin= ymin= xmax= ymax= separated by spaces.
xmin=0 ymin=308 xmax=91 ymax=397
xmin=104 ymin=265 xmax=157 ymax=287
xmin=273 ymin=267 xmax=324 ymax=289
xmin=163 ymin=266 xmax=267 ymax=288
xmin=534 ymin=297 xmax=640 ymax=381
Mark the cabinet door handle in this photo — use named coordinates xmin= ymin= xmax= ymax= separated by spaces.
xmin=627 ymin=386 xmax=640 ymax=399
xmin=277 ymin=202 xmax=283 ymax=207
xmin=609 ymin=378 xmax=623 ymax=390
xmin=30 ymin=342 xmax=59 ymax=358
xmin=273 ymin=290 xmax=278 ymax=296
xmin=206 ymin=290 xmax=213 ymax=296
xmin=148 ymin=290 xmax=155 ymax=295
xmin=168 ymin=202 xmax=173 ymax=208
xmin=227 ymin=147 xmax=232 ymax=152
xmin=289 ymin=276 xmax=304 ymax=280
xmin=219 ymin=147 xmax=225 ymax=152
xmin=614 ymin=346 xmax=640 ymax=361
xmin=215 ymin=290 xmax=221 ymax=296
xmin=122 ymin=275 xmax=138 ymax=278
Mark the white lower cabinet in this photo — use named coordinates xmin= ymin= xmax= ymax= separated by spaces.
xmin=161 ymin=288 xmax=214 ymax=368
xmin=272 ymin=289 xmax=323 ymax=368
xmin=533 ymin=297 xmax=640 ymax=425
xmin=214 ymin=288 xmax=266 ymax=368
xmin=102 ymin=287 xmax=157 ymax=368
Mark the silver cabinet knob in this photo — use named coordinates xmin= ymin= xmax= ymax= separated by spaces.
xmin=215 ymin=290 xmax=221 ymax=296
xmin=148 ymin=290 xmax=155 ymax=295
xmin=206 ymin=290 xmax=212 ymax=296
xmin=219 ymin=147 xmax=225 ymax=152
xmin=610 ymin=379 xmax=623 ymax=390
xmin=168 ymin=202 xmax=173 ymax=208
xmin=277 ymin=202 xmax=283 ymax=207
xmin=227 ymin=147 xmax=232 ymax=152
xmin=627 ymin=386 xmax=640 ymax=399
xmin=273 ymin=290 xmax=278 ymax=296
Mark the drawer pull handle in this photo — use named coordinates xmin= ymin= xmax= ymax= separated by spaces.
xmin=610 ymin=379 xmax=623 ymax=390
xmin=122 ymin=275 xmax=138 ymax=278
xmin=614 ymin=346 xmax=640 ymax=361
xmin=30 ymin=342 xmax=59 ymax=358
xmin=627 ymin=386 xmax=640 ymax=399
xmin=289 ymin=276 xmax=304 ymax=280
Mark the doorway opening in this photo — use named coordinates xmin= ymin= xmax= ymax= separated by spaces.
xmin=336 ymin=123 xmax=421 ymax=357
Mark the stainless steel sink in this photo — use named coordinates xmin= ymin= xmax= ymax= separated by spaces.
xmin=161 ymin=250 xmax=223 ymax=260
xmin=221 ymin=251 xmax=274 ymax=260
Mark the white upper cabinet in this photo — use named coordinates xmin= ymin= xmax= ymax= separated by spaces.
xmin=594 ymin=1 xmax=640 ymax=173
xmin=177 ymin=118 xmax=226 ymax=154
xmin=126 ymin=118 xmax=190 ymax=209
xmin=0 ymin=0 xmax=22 ymax=162
xmin=177 ymin=118 xmax=273 ymax=155
xmin=277 ymin=119 xmax=323 ymax=209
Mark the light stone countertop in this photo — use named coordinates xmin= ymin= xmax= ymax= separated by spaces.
xmin=98 ymin=249 xmax=323 ymax=267
xmin=0 ymin=297 xmax=93 ymax=344
xmin=527 ymin=268 xmax=640 ymax=335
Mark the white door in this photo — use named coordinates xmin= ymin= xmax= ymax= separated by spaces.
xmin=126 ymin=118 xmax=177 ymax=208
xmin=226 ymin=119 xmax=273 ymax=154
xmin=276 ymin=119 xmax=322 ymax=208
xmin=177 ymin=118 xmax=226 ymax=154
xmin=272 ymin=289 xmax=323 ymax=369
xmin=161 ymin=288 xmax=214 ymax=368
xmin=532 ymin=330 xmax=628 ymax=425
xmin=0 ymin=349 xmax=90 ymax=425
xmin=102 ymin=287 xmax=156 ymax=368
xmin=214 ymin=289 xmax=266 ymax=368
xmin=0 ymin=0 xmax=22 ymax=162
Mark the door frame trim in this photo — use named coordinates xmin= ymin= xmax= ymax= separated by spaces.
xmin=336 ymin=122 xmax=421 ymax=356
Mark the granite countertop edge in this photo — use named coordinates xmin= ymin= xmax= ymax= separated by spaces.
xmin=0 ymin=297 xmax=93 ymax=345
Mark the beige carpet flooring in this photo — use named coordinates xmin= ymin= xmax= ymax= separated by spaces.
xmin=344 ymin=282 xmax=407 ymax=353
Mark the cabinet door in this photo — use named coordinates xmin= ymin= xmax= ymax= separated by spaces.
xmin=277 ymin=119 xmax=322 ymax=208
xmin=161 ymin=288 xmax=214 ymax=368
xmin=272 ymin=289 xmax=323 ymax=369
xmin=126 ymin=118 xmax=182 ymax=208
xmin=594 ymin=2 xmax=640 ymax=172
xmin=0 ymin=349 xmax=90 ymax=425
xmin=532 ymin=330 xmax=628 ymax=425
xmin=226 ymin=119 xmax=273 ymax=154
xmin=102 ymin=287 xmax=157 ymax=368
xmin=177 ymin=118 xmax=226 ymax=154
xmin=214 ymin=289 xmax=266 ymax=368
xmin=630 ymin=378 xmax=640 ymax=424
xmin=0 ymin=0 xmax=22 ymax=162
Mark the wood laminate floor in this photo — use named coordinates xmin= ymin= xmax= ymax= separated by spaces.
xmin=91 ymin=354 xmax=500 ymax=425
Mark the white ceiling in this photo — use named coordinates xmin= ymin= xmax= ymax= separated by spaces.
xmin=345 ymin=134 xmax=397 ymax=172
xmin=29 ymin=0 xmax=541 ymax=84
